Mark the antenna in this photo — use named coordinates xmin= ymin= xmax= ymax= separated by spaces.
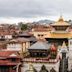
xmin=60 ymin=11 xmax=62 ymax=17
xmin=58 ymin=10 xmax=64 ymax=22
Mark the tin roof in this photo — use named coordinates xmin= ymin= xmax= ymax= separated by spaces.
xmin=29 ymin=40 xmax=50 ymax=50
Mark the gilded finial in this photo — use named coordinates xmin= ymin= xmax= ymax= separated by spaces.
xmin=58 ymin=11 xmax=64 ymax=22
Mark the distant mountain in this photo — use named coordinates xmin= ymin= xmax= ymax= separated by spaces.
xmin=35 ymin=19 xmax=54 ymax=25
xmin=38 ymin=19 xmax=54 ymax=24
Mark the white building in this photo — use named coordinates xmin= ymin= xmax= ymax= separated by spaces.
xmin=7 ymin=38 xmax=30 ymax=52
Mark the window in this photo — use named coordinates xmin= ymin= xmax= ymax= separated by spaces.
xmin=11 ymin=58 xmax=16 ymax=62
xmin=0 ymin=66 xmax=9 ymax=72
xmin=38 ymin=34 xmax=40 ymax=37
xmin=38 ymin=34 xmax=44 ymax=37
xmin=41 ymin=35 xmax=43 ymax=36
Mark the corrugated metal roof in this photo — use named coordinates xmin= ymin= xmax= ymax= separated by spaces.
xmin=28 ymin=41 xmax=51 ymax=50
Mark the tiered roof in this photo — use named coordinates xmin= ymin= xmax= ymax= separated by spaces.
xmin=51 ymin=16 xmax=70 ymax=26
xmin=0 ymin=51 xmax=21 ymax=66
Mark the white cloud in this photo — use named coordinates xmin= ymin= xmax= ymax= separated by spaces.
xmin=0 ymin=0 xmax=71 ymax=20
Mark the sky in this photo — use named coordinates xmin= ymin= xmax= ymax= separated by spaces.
xmin=0 ymin=0 xmax=72 ymax=23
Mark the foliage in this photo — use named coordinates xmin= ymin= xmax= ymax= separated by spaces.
xmin=21 ymin=24 xmax=28 ymax=31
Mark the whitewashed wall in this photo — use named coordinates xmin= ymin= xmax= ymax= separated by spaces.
xmin=7 ymin=43 xmax=22 ymax=51
xmin=21 ymin=61 xmax=60 ymax=72
xmin=5 ymin=35 xmax=12 ymax=39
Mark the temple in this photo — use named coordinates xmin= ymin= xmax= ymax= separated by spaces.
xmin=21 ymin=16 xmax=72 ymax=72
xmin=1 ymin=16 xmax=72 ymax=72
xmin=21 ymin=39 xmax=61 ymax=72
xmin=31 ymin=16 xmax=72 ymax=46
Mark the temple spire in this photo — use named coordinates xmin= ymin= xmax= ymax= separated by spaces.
xmin=58 ymin=15 xmax=64 ymax=22
xmin=60 ymin=41 xmax=68 ymax=53
xmin=61 ymin=41 xmax=67 ymax=49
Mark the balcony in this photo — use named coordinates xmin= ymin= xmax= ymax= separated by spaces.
xmin=51 ymin=30 xmax=69 ymax=33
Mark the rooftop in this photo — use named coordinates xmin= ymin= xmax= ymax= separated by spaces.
xmin=28 ymin=40 xmax=50 ymax=50
xmin=51 ymin=16 xmax=70 ymax=26
xmin=0 ymin=51 xmax=20 ymax=58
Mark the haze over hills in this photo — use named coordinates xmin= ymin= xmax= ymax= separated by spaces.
xmin=0 ymin=17 xmax=55 ymax=24
xmin=0 ymin=17 xmax=72 ymax=25
xmin=36 ymin=19 xmax=54 ymax=24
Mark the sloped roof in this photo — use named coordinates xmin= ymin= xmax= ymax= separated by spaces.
xmin=28 ymin=40 xmax=50 ymax=50
xmin=18 ymin=32 xmax=32 ymax=36
xmin=28 ymin=36 xmax=37 ymax=42
xmin=51 ymin=16 xmax=70 ymax=26
xmin=0 ymin=51 xmax=20 ymax=58
xmin=8 ymin=37 xmax=30 ymax=44
xmin=51 ymin=21 xmax=70 ymax=26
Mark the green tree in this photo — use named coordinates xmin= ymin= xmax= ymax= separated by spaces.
xmin=21 ymin=24 xmax=28 ymax=31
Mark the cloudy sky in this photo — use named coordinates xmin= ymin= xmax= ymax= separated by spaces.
xmin=0 ymin=0 xmax=72 ymax=23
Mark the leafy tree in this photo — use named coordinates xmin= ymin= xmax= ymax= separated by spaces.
xmin=21 ymin=24 xmax=28 ymax=31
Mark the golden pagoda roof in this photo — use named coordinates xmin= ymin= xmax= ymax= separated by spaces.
xmin=44 ymin=32 xmax=72 ymax=38
xmin=51 ymin=16 xmax=70 ymax=26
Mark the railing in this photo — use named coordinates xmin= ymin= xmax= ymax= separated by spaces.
xmin=23 ymin=58 xmax=59 ymax=63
